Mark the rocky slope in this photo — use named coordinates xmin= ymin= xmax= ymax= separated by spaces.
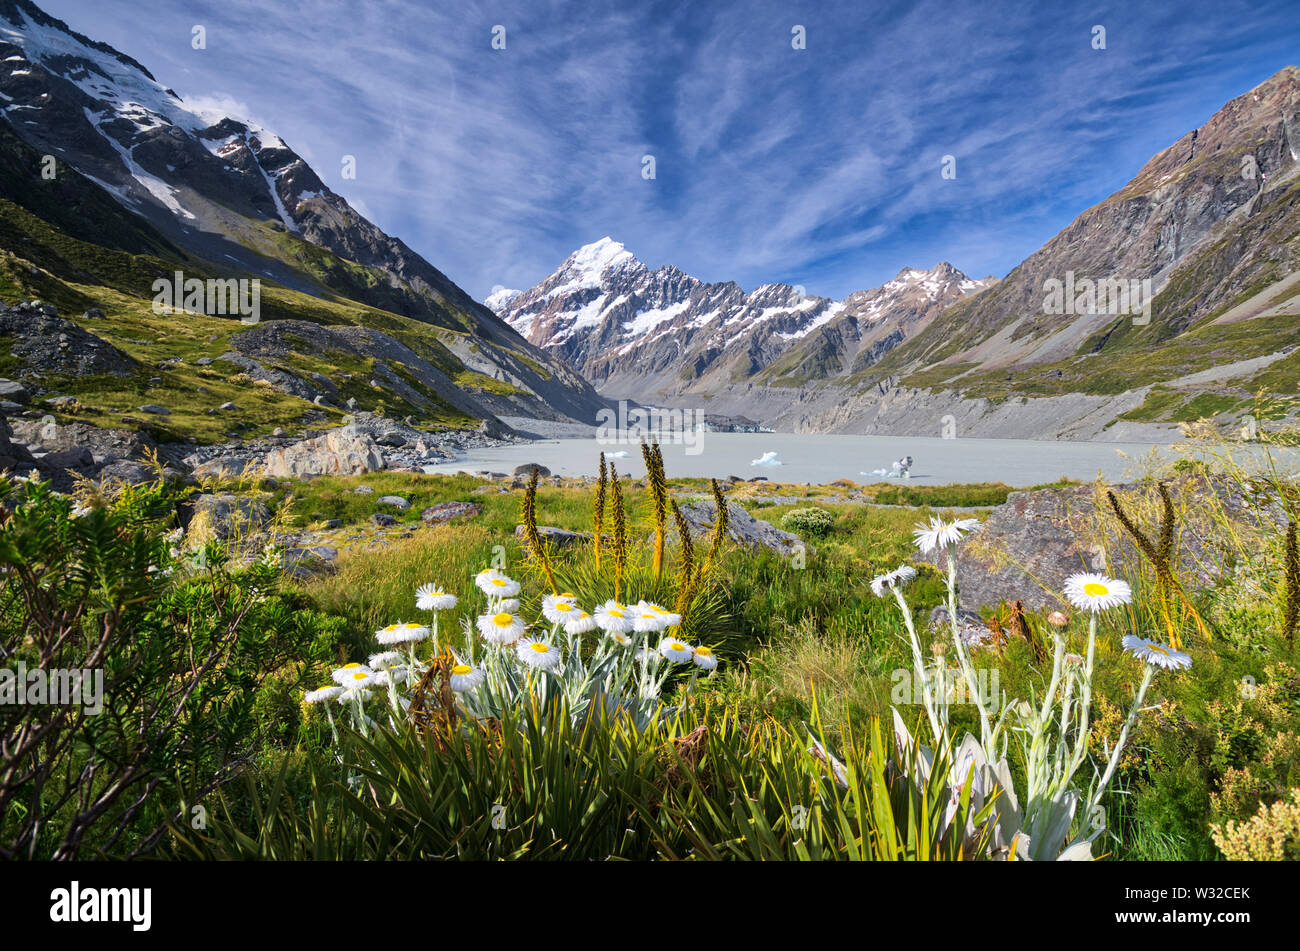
xmin=493 ymin=237 xmax=994 ymax=400
xmin=0 ymin=0 xmax=605 ymax=425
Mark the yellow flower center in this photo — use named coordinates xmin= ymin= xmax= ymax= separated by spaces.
xmin=695 ymin=646 xmax=713 ymax=657
xmin=491 ymin=578 xmax=507 ymax=587
xmin=556 ymin=603 xmax=573 ymax=612
xmin=452 ymin=664 xmax=472 ymax=675
xmin=493 ymin=612 xmax=514 ymax=627
xmin=1150 ymin=643 xmax=1170 ymax=654
xmin=560 ymin=591 xmax=575 ymax=598
xmin=530 ymin=642 xmax=550 ymax=653
xmin=351 ymin=671 xmax=368 ymax=681
xmin=671 ymin=642 xmax=686 ymax=652
xmin=610 ymin=609 xmax=625 ymax=618
xmin=1083 ymin=583 xmax=1109 ymax=597
xmin=342 ymin=662 xmax=360 ymax=669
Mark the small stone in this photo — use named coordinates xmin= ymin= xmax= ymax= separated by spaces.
xmin=370 ymin=513 xmax=398 ymax=527
xmin=421 ymin=501 xmax=482 ymax=524
xmin=218 ymin=402 xmax=237 ymax=411
xmin=354 ymin=484 xmax=374 ymax=495
xmin=138 ymin=404 xmax=170 ymax=415
xmin=377 ymin=495 xmax=411 ymax=510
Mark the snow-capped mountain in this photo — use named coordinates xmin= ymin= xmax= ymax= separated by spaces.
xmin=0 ymin=0 xmax=605 ymax=422
xmin=491 ymin=236 xmax=995 ymax=399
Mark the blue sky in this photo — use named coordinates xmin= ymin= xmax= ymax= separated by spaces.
xmin=40 ymin=0 xmax=1300 ymax=301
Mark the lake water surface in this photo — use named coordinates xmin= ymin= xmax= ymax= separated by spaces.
xmin=422 ymin=433 xmax=1207 ymax=486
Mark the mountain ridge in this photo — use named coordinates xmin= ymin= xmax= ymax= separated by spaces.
xmin=0 ymin=0 xmax=607 ymax=426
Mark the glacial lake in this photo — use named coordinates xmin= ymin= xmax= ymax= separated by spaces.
xmin=419 ymin=433 xmax=1233 ymax=486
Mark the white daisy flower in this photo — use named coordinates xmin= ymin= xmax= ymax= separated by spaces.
xmin=368 ymin=651 xmax=405 ymax=670
xmin=594 ymin=604 xmax=633 ymax=634
xmin=497 ymin=598 xmax=521 ymax=612
xmin=632 ymin=606 xmax=669 ymax=633
xmin=477 ymin=610 xmax=526 ymax=645
xmin=373 ymin=667 xmax=408 ymax=687
xmin=608 ymin=631 xmax=632 ymax=647
xmin=912 ymin=517 xmax=981 ymax=554
xmin=516 ymin=638 xmax=562 ymax=671
xmin=337 ymin=687 xmax=373 ymax=705
xmin=331 ymin=662 xmax=371 ymax=685
xmin=305 ymin=685 xmax=343 ymax=704
xmin=870 ymin=564 xmax=917 ymax=597
xmin=648 ymin=603 xmax=683 ymax=628
xmin=1063 ymin=573 xmax=1133 ymax=613
xmin=691 ymin=645 xmax=718 ymax=671
xmin=1121 ymin=634 xmax=1192 ymax=671
xmin=449 ymin=663 xmax=485 ymax=692
xmin=542 ymin=595 xmax=581 ymax=625
xmin=658 ymin=637 xmax=695 ymax=664
xmin=376 ymin=622 xmax=431 ymax=645
xmin=416 ymin=583 xmax=458 ymax=611
xmin=342 ymin=668 xmax=375 ymax=689
xmin=475 ymin=570 xmax=521 ymax=598
xmin=564 ymin=610 xmax=598 ymax=636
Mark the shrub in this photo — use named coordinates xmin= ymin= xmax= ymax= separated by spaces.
xmin=0 ymin=474 xmax=344 ymax=859
xmin=781 ymin=506 xmax=834 ymax=538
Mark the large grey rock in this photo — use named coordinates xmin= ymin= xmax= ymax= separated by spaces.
xmin=514 ymin=523 xmax=589 ymax=552
xmin=0 ymin=413 xmax=36 ymax=473
xmin=677 ymin=500 xmax=803 ymax=555
xmin=262 ymin=426 xmax=385 ymax=478
xmin=189 ymin=493 xmax=272 ymax=541
xmin=190 ymin=455 xmax=253 ymax=480
xmin=0 ymin=380 xmax=30 ymax=404
xmin=95 ymin=460 xmax=155 ymax=487
xmin=938 ymin=476 xmax=1286 ymax=612
xmin=513 ymin=463 xmax=551 ymax=478
xmin=377 ymin=495 xmax=411 ymax=510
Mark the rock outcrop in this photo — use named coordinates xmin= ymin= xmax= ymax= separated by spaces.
xmin=262 ymin=426 xmax=385 ymax=478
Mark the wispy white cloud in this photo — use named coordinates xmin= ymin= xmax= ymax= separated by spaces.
xmin=36 ymin=0 xmax=1300 ymax=300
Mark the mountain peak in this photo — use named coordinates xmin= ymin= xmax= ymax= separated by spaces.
xmin=564 ymin=237 xmax=636 ymax=277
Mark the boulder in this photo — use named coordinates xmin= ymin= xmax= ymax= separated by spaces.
xmin=37 ymin=447 xmax=94 ymax=470
xmin=377 ymin=495 xmax=411 ymax=510
xmin=95 ymin=460 xmax=156 ymax=487
xmin=191 ymin=456 xmax=253 ymax=480
xmin=262 ymin=426 xmax=385 ymax=478
xmin=188 ymin=493 xmax=272 ymax=542
xmin=138 ymin=404 xmax=170 ymax=415
xmin=0 ymin=413 xmax=36 ymax=473
xmin=514 ymin=523 xmax=589 ymax=552
xmin=421 ymin=500 xmax=482 ymax=524
xmin=371 ymin=513 xmax=399 ymax=527
xmin=513 ymin=463 xmax=551 ymax=478
xmin=0 ymin=380 xmax=30 ymax=404
xmin=939 ymin=476 xmax=1284 ymax=612
xmin=676 ymin=500 xmax=803 ymax=555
